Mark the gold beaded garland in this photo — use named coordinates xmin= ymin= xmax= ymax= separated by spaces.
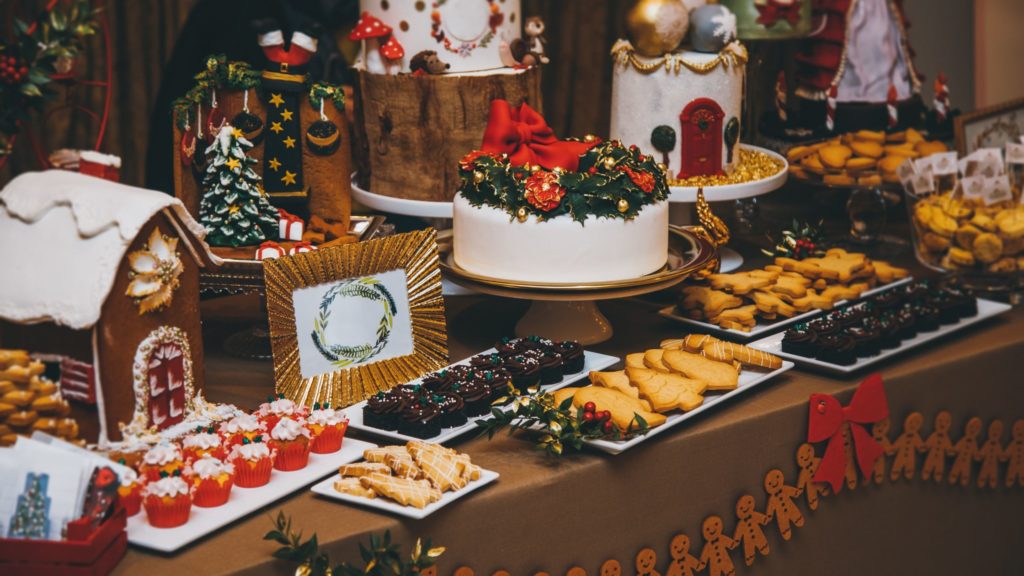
xmin=617 ymin=198 xmax=629 ymax=213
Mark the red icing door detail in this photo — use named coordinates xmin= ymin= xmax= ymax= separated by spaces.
xmin=677 ymin=97 xmax=725 ymax=179
xmin=147 ymin=342 xmax=186 ymax=430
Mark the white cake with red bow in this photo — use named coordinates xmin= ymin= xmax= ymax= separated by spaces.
xmin=453 ymin=100 xmax=669 ymax=284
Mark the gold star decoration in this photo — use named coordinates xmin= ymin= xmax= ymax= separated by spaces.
xmin=281 ymin=170 xmax=297 ymax=185
xmin=269 ymin=93 xmax=285 ymax=107
xmin=225 ymin=158 xmax=240 ymax=171
xmin=283 ymin=136 xmax=296 ymax=149
xmin=268 ymin=157 xmax=282 ymax=171
xmin=229 ymin=204 xmax=240 ymax=214
xmin=231 ymin=127 xmax=243 ymax=139
xmin=281 ymin=108 xmax=294 ymax=122
xmin=270 ymin=121 xmax=283 ymax=134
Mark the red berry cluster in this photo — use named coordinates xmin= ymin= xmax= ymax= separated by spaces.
xmin=581 ymin=401 xmax=615 ymax=434
xmin=0 ymin=55 xmax=29 ymax=85
xmin=793 ymin=238 xmax=816 ymax=258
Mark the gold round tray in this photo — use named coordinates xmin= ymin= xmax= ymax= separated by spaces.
xmin=437 ymin=226 xmax=719 ymax=295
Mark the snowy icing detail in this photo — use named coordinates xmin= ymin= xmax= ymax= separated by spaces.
xmin=183 ymin=432 xmax=221 ymax=451
xmin=308 ymin=408 xmax=348 ymax=427
xmin=230 ymin=442 xmax=271 ymax=462
xmin=221 ymin=414 xmax=265 ymax=435
xmin=271 ymin=417 xmax=311 ymax=441
xmin=142 ymin=444 xmax=182 ymax=466
xmin=260 ymin=398 xmax=302 ymax=417
xmin=190 ymin=457 xmax=233 ymax=479
xmin=144 ymin=476 xmax=190 ymax=498
xmin=119 ymin=468 xmax=140 ymax=487
xmin=711 ymin=10 xmax=737 ymax=41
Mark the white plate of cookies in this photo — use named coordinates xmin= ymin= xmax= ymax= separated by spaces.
xmin=310 ymin=442 xmax=499 ymax=520
xmin=552 ymin=336 xmax=793 ymax=455
xmin=659 ymin=249 xmax=912 ymax=341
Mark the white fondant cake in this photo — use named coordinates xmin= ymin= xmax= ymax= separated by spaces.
xmin=609 ymin=42 xmax=746 ymax=181
xmin=453 ymin=194 xmax=669 ymax=283
xmin=358 ymin=0 xmax=521 ymax=74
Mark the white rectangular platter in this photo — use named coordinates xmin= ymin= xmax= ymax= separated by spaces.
xmin=342 ymin=349 xmax=618 ymax=444
xmin=127 ymin=437 xmax=377 ymax=552
xmin=583 ymin=361 xmax=794 ymax=455
xmin=658 ymin=277 xmax=913 ymax=342
xmin=747 ymin=298 xmax=1012 ymax=375
xmin=310 ymin=467 xmax=499 ymax=520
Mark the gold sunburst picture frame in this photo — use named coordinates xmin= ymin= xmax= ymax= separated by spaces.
xmin=264 ymin=228 xmax=448 ymax=408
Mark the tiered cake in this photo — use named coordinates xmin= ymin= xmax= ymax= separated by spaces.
xmin=351 ymin=0 xmax=544 ymax=202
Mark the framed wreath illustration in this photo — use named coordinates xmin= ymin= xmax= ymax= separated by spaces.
xmin=264 ymin=229 xmax=448 ymax=408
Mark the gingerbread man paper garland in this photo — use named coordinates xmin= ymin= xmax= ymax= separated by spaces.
xmin=763 ymin=469 xmax=804 ymax=541
xmin=697 ymin=516 xmax=737 ymax=576
xmin=732 ymin=495 xmax=770 ymax=566
xmin=1006 ymin=420 xmax=1024 ymax=488
xmin=977 ymin=420 xmax=1006 ymax=489
xmin=795 ymin=444 xmax=828 ymax=510
xmin=921 ymin=411 xmax=954 ymax=482
xmin=666 ymin=534 xmax=700 ymax=576
xmin=889 ymin=412 xmax=925 ymax=481
xmin=948 ymin=416 xmax=982 ymax=487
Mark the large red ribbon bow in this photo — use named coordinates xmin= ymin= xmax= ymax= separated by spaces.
xmin=807 ymin=373 xmax=889 ymax=493
xmin=480 ymin=99 xmax=595 ymax=172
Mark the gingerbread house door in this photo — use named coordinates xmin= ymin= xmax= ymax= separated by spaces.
xmin=147 ymin=341 xmax=186 ymax=430
xmin=677 ymin=98 xmax=725 ymax=179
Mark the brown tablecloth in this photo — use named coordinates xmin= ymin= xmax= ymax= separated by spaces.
xmin=116 ymin=293 xmax=1024 ymax=576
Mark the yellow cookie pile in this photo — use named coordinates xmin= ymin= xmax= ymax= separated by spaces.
xmin=677 ymin=249 xmax=910 ymax=331
xmin=788 ymin=128 xmax=947 ymax=186
xmin=912 ymin=192 xmax=1024 ymax=273
xmin=0 ymin=350 xmax=80 ymax=446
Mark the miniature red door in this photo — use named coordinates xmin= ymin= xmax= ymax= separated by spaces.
xmin=147 ymin=342 xmax=186 ymax=430
xmin=677 ymin=98 xmax=725 ymax=179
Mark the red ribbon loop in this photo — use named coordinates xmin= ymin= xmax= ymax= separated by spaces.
xmin=480 ymin=99 xmax=594 ymax=172
xmin=807 ymin=373 xmax=889 ymax=492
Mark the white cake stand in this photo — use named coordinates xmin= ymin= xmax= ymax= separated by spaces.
xmin=437 ymin=227 xmax=719 ymax=345
xmin=351 ymin=173 xmax=453 ymax=218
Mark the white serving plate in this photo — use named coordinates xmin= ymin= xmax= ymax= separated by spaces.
xmin=310 ymin=468 xmax=499 ymax=520
xmin=127 ymin=438 xmax=377 ymax=552
xmin=747 ymin=297 xmax=1012 ymax=375
xmin=659 ymin=277 xmax=913 ymax=342
xmin=667 ymin=145 xmax=788 ymax=203
xmin=584 ymin=361 xmax=794 ymax=455
xmin=342 ymin=349 xmax=618 ymax=444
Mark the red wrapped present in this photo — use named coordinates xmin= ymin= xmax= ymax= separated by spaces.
xmin=278 ymin=209 xmax=304 ymax=241
xmin=256 ymin=241 xmax=284 ymax=260
xmin=288 ymin=241 xmax=317 ymax=255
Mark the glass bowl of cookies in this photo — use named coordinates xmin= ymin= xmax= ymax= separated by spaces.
xmin=906 ymin=187 xmax=1024 ymax=293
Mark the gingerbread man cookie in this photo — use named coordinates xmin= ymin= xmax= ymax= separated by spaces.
xmin=841 ymin=422 xmax=860 ymax=490
xmin=795 ymin=443 xmax=828 ymax=509
xmin=599 ymin=559 xmax=621 ymax=576
xmin=871 ymin=418 xmax=893 ymax=484
xmin=1006 ymin=420 xmax=1024 ymax=488
xmin=732 ymin=494 xmax=770 ymax=567
xmin=764 ymin=469 xmax=804 ymax=541
xmin=976 ymin=419 xmax=1006 ymax=489
xmin=565 ymin=568 xmax=586 ymax=576
xmin=666 ymin=533 xmax=700 ymax=576
xmin=889 ymin=412 xmax=925 ymax=481
xmin=697 ymin=515 xmax=736 ymax=576
xmin=921 ymin=411 xmax=954 ymax=483
xmin=635 ymin=548 xmax=661 ymax=576
xmin=948 ymin=416 xmax=982 ymax=487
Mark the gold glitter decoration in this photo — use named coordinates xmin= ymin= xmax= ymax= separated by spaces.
xmin=667 ymin=148 xmax=783 ymax=187
xmin=610 ymin=39 xmax=747 ymax=76
xmin=617 ymin=198 xmax=629 ymax=213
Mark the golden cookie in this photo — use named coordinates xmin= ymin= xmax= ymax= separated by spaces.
xmin=879 ymin=155 xmax=908 ymax=174
xmin=785 ymin=289 xmax=835 ymax=312
xmin=998 ymin=212 xmax=1024 ymax=239
xmin=923 ymin=232 xmax=951 ymax=252
xmin=884 ymin=143 xmax=919 ymax=158
xmin=752 ymin=291 xmax=797 ymax=318
xmin=916 ymin=140 xmax=948 ymax=156
xmin=625 ymin=368 xmax=705 ymax=413
xmin=926 ymin=211 xmax=958 ymax=237
xmin=662 ymin=350 xmax=739 ymax=391
xmin=642 ymin=349 xmax=670 ymax=373
xmin=955 ymin=224 xmax=982 ymax=249
xmin=786 ymin=145 xmax=815 ymax=162
xmin=700 ymin=341 xmax=783 ymax=370
xmin=903 ymin=128 xmax=925 ymax=143
xmin=972 ymin=233 xmax=1003 ymax=264
xmin=823 ymin=173 xmax=854 ymax=186
xmin=850 ymin=141 xmax=884 ymax=159
xmin=707 ymin=272 xmax=773 ymax=295
xmin=855 ymin=130 xmax=887 ymax=143
xmin=572 ymin=386 xmax=667 ymax=430
xmin=625 ymin=353 xmax=647 ymax=370
xmin=770 ymin=274 xmax=811 ymax=298
xmin=970 ymin=213 xmax=996 ymax=232
xmin=710 ymin=305 xmax=758 ymax=331
xmin=872 ymin=261 xmax=909 ymax=284
xmin=948 ymin=247 xmax=976 ymax=266
xmin=988 ymin=257 xmax=1017 ymax=273
xmin=820 ymin=145 xmax=853 ymax=169
xmin=680 ymin=286 xmax=744 ymax=319
xmin=857 ymin=174 xmax=883 ymax=187
xmin=801 ymin=154 xmax=825 ymax=174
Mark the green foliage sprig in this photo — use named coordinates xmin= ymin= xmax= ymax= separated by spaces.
xmin=761 ymin=218 xmax=830 ymax=260
xmin=459 ymin=140 xmax=670 ymax=224
xmin=265 ymin=512 xmax=444 ymax=576
xmin=475 ymin=385 xmax=650 ymax=456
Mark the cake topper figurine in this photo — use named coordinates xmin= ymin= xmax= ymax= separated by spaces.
xmin=524 ymin=16 xmax=549 ymax=64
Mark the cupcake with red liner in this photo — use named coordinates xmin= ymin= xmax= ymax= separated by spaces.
xmin=306 ymin=403 xmax=349 ymax=454
xmin=187 ymin=456 xmax=234 ymax=508
xmin=142 ymin=472 xmax=192 ymax=528
xmin=219 ymin=414 xmax=266 ymax=449
xmin=228 ymin=437 xmax=274 ymax=488
xmin=139 ymin=444 xmax=185 ymax=482
xmin=116 ymin=467 xmax=144 ymax=517
xmin=257 ymin=394 xmax=308 ymax=432
xmin=182 ymin=426 xmax=225 ymax=462
xmin=268 ymin=417 xmax=312 ymax=471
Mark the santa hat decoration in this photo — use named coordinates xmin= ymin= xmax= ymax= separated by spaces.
xmin=256 ymin=19 xmax=318 ymax=66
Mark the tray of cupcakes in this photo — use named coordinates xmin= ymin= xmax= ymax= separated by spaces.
xmin=748 ymin=279 xmax=1012 ymax=374
xmin=342 ymin=337 xmax=618 ymax=444
xmin=123 ymin=397 xmax=375 ymax=552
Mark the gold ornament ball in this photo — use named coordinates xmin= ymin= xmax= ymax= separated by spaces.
xmin=473 ymin=170 xmax=485 ymax=184
xmin=517 ymin=207 xmax=529 ymax=222
xmin=584 ymin=134 xmax=598 ymax=143
xmin=602 ymin=157 xmax=617 ymax=171
xmin=626 ymin=0 xmax=689 ymax=57
xmin=617 ymin=198 xmax=630 ymax=213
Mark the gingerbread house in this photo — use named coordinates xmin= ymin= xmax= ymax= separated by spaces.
xmin=0 ymin=170 xmax=219 ymax=445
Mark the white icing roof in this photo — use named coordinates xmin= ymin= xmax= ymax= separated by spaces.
xmin=0 ymin=170 xmax=216 ymax=330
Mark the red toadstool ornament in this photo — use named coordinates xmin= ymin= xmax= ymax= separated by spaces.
xmin=350 ymin=12 xmax=393 ymax=74
xmin=380 ymin=35 xmax=405 ymax=61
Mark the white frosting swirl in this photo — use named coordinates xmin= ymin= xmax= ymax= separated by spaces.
xmin=261 ymin=398 xmax=301 ymax=417
xmin=142 ymin=444 xmax=182 ymax=466
xmin=270 ymin=417 xmax=311 ymax=441
xmin=144 ymin=476 xmax=190 ymax=498
xmin=119 ymin=468 xmax=139 ymax=487
xmin=230 ymin=442 xmax=271 ymax=462
xmin=308 ymin=408 xmax=347 ymax=427
xmin=190 ymin=457 xmax=233 ymax=480
xmin=220 ymin=414 xmax=265 ymax=435
xmin=183 ymin=432 xmax=221 ymax=451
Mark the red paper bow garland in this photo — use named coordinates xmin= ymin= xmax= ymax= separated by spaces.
xmin=480 ymin=99 xmax=595 ymax=172
xmin=807 ymin=373 xmax=889 ymax=493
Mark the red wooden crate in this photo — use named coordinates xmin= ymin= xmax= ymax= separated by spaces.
xmin=0 ymin=507 xmax=127 ymax=576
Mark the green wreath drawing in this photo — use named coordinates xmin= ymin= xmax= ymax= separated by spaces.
xmin=311 ymin=277 xmax=398 ymax=368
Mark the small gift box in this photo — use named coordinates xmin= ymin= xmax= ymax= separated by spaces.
xmin=256 ymin=241 xmax=284 ymax=260
xmin=278 ymin=209 xmax=304 ymax=242
xmin=288 ymin=241 xmax=317 ymax=255
xmin=78 ymin=151 xmax=121 ymax=182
